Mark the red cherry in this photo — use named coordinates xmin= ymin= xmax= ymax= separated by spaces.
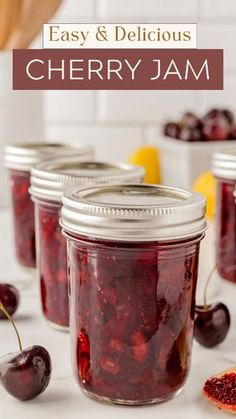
xmin=203 ymin=109 xmax=232 ymax=140
xmin=0 ymin=303 xmax=51 ymax=401
xmin=181 ymin=112 xmax=201 ymax=129
xmin=222 ymin=109 xmax=234 ymax=125
xmin=229 ymin=125 xmax=236 ymax=139
xmin=0 ymin=284 xmax=19 ymax=318
xmin=163 ymin=122 xmax=180 ymax=138
xmin=0 ymin=346 xmax=52 ymax=401
xmin=203 ymin=123 xmax=229 ymax=141
xmin=194 ymin=303 xmax=230 ymax=348
xmin=179 ymin=127 xmax=202 ymax=142
xmin=194 ymin=266 xmax=231 ymax=348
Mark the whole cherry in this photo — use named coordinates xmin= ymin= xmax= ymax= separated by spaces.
xmin=194 ymin=266 xmax=231 ymax=348
xmin=0 ymin=302 xmax=52 ymax=401
xmin=0 ymin=284 xmax=19 ymax=318
xmin=164 ymin=122 xmax=180 ymax=139
xmin=181 ymin=111 xmax=201 ymax=129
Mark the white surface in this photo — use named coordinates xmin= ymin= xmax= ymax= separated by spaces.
xmin=0 ymin=209 xmax=235 ymax=419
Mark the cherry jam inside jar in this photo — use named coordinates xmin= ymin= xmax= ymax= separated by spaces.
xmin=61 ymin=184 xmax=206 ymax=405
xmin=215 ymin=178 xmax=236 ymax=282
xmin=213 ymin=150 xmax=236 ymax=283
xmin=31 ymin=160 xmax=144 ymax=330
xmin=36 ymin=201 xmax=68 ymax=328
xmin=68 ymin=236 xmax=201 ymax=404
xmin=9 ymin=169 xmax=36 ymax=268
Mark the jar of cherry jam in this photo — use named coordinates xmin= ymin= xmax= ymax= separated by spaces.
xmin=4 ymin=143 xmax=94 ymax=270
xmin=30 ymin=160 xmax=145 ymax=330
xmin=61 ymin=184 xmax=206 ymax=405
xmin=212 ymin=149 xmax=236 ymax=283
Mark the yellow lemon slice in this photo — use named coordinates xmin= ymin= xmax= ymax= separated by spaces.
xmin=128 ymin=146 xmax=161 ymax=184
xmin=192 ymin=171 xmax=216 ymax=219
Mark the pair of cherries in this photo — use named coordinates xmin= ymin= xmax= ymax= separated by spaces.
xmin=0 ymin=266 xmax=231 ymax=402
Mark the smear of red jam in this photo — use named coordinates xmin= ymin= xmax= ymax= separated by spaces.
xmin=204 ymin=373 xmax=236 ymax=405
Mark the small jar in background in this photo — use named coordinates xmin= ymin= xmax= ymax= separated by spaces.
xmin=4 ymin=143 xmax=94 ymax=270
xmin=61 ymin=184 xmax=206 ymax=405
xmin=30 ymin=160 xmax=145 ymax=330
xmin=213 ymin=149 xmax=236 ymax=283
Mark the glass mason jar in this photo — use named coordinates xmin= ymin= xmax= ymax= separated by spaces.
xmin=30 ymin=160 xmax=145 ymax=331
xmin=4 ymin=143 xmax=93 ymax=270
xmin=213 ymin=149 xmax=236 ymax=283
xmin=61 ymin=184 xmax=206 ymax=405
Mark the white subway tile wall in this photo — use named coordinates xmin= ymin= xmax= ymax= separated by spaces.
xmin=199 ymin=75 xmax=236 ymax=114
xmin=198 ymin=23 xmax=236 ymax=71
xmin=57 ymin=0 xmax=96 ymax=18
xmin=98 ymin=91 xmax=197 ymax=123
xmin=201 ymin=0 xmax=236 ymax=19
xmin=98 ymin=0 xmax=199 ymax=19
xmin=47 ymin=125 xmax=144 ymax=161
xmin=45 ymin=0 xmax=236 ymax=161
xmin=45 ymin=91 xmax=95 ymax=122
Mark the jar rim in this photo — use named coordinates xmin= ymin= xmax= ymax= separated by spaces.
xmin=4 ymin=142 xmax=94 ymax=171
xmin=212 ymin=148 xmax=236 ymax=180
xmin=61 ymin=183 xmax=207 ymax=242
xmin=30 ymin=160 xmax=145 ymax=202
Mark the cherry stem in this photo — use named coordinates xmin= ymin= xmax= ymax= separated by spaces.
xmin=203 ymin=265 xmax=217 ymax=309
xmin=0 ymin=302 xmax=23 ymax=352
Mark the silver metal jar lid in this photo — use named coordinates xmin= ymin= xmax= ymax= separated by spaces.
xmin=212 ymin=148 xmax=236 ymax=180
xmin=4 ymin=142 xmax=94 ymax=171
xmin=30 ymin=160 xmax=145 ymax=202
xmin=61 ymin=184 xmax=206 ymax=242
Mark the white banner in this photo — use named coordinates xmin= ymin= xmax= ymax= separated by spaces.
xmin=43 ymin=23 xmax=197 ymax=49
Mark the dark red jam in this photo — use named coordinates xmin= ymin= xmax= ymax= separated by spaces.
xmin=67 ymin=235 xmax=201 ymax=404
xmin=204 ymin=373 xmax=236 ymax=406
xmin=216 ymin=178 xmax=236 ymax=283
xmin=9 ymin=170 xmax=36 ymax=268
xmin=35 ymin=202 xmax=68 ymax=328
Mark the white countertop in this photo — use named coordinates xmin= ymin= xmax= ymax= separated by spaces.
xmin=0 ymin=209 xmax=235 ymax=419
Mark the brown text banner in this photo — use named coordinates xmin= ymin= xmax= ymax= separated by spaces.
xmin=13 ymin=49 xmax=223 ymax=90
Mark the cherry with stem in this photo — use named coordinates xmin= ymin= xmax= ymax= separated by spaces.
xmin=194 ymin=265 xmax=231 ymax=348
xmin=0 ymin=301 xmax=52 ymax=401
